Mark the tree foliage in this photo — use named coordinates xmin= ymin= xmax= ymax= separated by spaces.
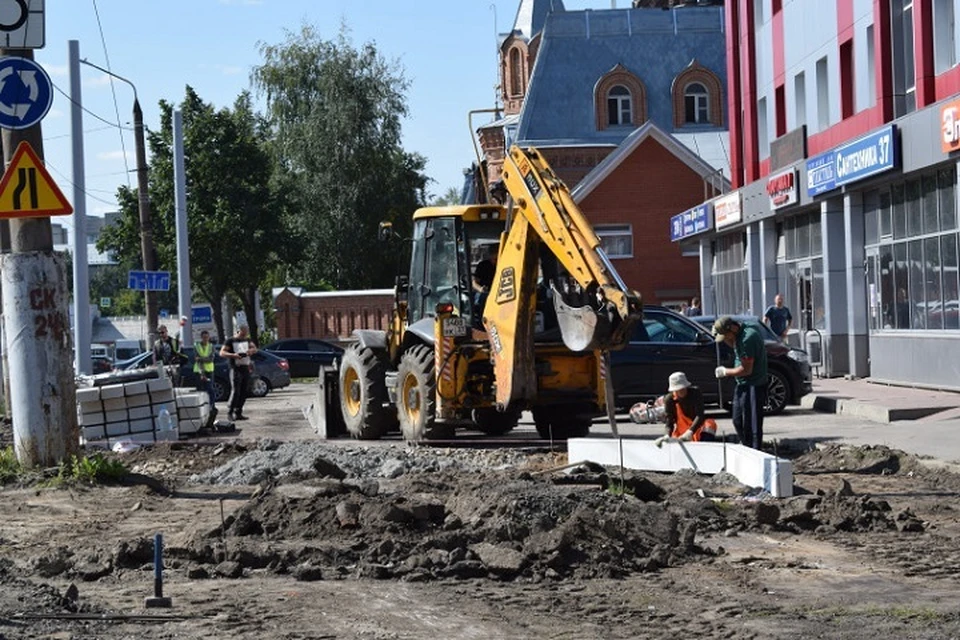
xmin=98 ymin=87 xmax=282 ymax=340
xmin=252 ymin=24 xmax=428 ymax=289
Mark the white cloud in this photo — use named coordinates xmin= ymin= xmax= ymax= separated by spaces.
xmin=45 ymin=64 xmax=69 ymax=77
xmin=216 ymin=64 xmax=243 ymax=76
xmin=97 ymin=150 xmax=133 ymax=162
xmin=47 ymin=108 xmax=65 ymax=119
xmin=85 ymin=74 xmax=113 ymax=88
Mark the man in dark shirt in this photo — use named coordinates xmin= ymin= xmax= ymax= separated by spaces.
xmin=220 ymin=324 xmax=258 ymax=421
xmin=764 ymin=293 xmax=793 ymax=340
xmin=714 ymin=316 xmax=768 ymax=450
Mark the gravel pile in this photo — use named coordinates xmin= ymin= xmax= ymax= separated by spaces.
xmin=190 ymin=439 xmax=536 ymax=485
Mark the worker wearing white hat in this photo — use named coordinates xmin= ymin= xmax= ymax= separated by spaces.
xmin=658 ymin=371 xmax=717 ymax=444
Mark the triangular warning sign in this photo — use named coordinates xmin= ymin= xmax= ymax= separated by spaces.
xmin=0 ymin=141 xmax=73 ymax=219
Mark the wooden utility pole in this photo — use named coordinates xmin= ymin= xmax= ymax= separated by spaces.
xmin=134 ymin=98 xmax=159 ymax=350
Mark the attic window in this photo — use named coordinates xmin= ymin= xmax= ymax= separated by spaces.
xmin=684 ymin=82 xmax=709 ymax=123
xmin=607 ymin=86 xmax=632 ymax=126
xmin=509 ymin=48 xmax=523 ymax=97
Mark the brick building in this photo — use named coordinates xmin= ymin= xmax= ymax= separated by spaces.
xmin=273 ymin=288 xmax=394 ymax=343
xmin=477 ymin=0 xmax=731 ymax=305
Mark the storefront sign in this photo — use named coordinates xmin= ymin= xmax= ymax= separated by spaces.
xmin=770 ymin=125 xmax=807 ymax=171
xmin=941 ymin=98 xmax=960 ymax=153
xmin=806 ymin=125 xmax=897 ymax=197
xmin=766 ymin=168 xmax=797 ymax=209
xmin=669 ymin=203 xmax=712 ymax=242
xmin=714 ymin=192 xmax=742 ymax=229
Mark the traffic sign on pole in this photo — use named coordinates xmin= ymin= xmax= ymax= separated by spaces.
xmin=0 ymin=0 xmax=45 ymax=49
xmin=0 ymin=141 xmax=72 ymax=218
xmin=0 ymin=55 xmax=52 ymax=129
xmin=128 ymin=270 xmax=171 ymax=292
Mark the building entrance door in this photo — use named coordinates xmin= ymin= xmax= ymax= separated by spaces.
xmin=796 ymin=263 xmax=814 ymax=332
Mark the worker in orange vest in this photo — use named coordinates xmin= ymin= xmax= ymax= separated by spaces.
xmin=655 ymin=371 xmax=718 ymax=446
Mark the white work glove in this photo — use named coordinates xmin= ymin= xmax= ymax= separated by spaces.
xmin=715 ymin=366 xmax=728 ymax=379
xmin=679 ymin=430 xmax=694 ymax=442
xmin=654 ymin=435 xmax=668 ymax=448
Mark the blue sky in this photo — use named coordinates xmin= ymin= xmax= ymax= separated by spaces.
xmin=32 ymin=0 xmax=605 ymax=239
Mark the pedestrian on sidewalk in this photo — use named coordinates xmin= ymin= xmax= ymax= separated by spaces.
xmin=220 ymin=324 xmax=257 ymax=421
xmin=713 ymin=316 xmax=768 ymax=450
xmin=685 ymin=296 xmax=702 ymax=317
xmin=654 ymin=371 xmax=718 ymax=446
xmin=764 ymin=293 xmax=793 ymax=340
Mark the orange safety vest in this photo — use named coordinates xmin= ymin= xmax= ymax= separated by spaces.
xmin=670 ymin=392 xmax=718 ymax=442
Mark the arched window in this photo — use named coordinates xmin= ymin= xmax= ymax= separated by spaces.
xmin=684 ymin=82 xmax=709 ymax=123
xmin=607 ymin=85 xmax=632 ymax=126
xmin=509 ymin=48 xmax=523 ymax=96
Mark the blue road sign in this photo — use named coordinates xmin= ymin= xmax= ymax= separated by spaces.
xmin=192 ymin=305 xmax=213 ymax=324
xmin=128 ymin=270 xmax=171 ymax=291
xmin=0 ymin=57 xmax=53 ymax=130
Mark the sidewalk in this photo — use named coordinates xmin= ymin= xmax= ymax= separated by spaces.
xmin=802 ymin=377 xmax=960 ymax=423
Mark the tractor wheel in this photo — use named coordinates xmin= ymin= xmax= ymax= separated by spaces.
xmin=396 ymin=345 xmax=450 ymax=441
xmin=532 ymin=406 xmax=592 ymax=440
xmin=339 ymin=344 xmax=394 ymax=440
xmin=472 ymin=407 xmax=521 ymax=436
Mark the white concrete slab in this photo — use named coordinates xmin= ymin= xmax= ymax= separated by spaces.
xmin=567 ymin=438 xmax=793 ymax=498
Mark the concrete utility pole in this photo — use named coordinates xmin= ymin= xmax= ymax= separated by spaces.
xmin=173 ymin=110 xmax=192 ymax=344
xmin=0 ymin=48 xmax=78 ymax=466
xmin=79 ymin=60 xmax=158 ymax=355
xmin=69 ymin=40 xmax=92 ymax=376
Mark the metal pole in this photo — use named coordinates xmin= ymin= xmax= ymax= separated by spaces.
xmin=173 ymin=110 xmax=191 ymax=344
xmin=0 ymin=48 xmax=78 ymax=466
xmin=69 ymin=40 xmax=91 ymax=376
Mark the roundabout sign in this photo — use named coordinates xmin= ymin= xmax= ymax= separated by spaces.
xmin=0 ymin=56 xmax=52 ymax=130
xmin=0 ymin=0 xmax=44 ymax=49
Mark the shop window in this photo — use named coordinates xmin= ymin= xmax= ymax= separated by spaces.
xmin=596 ymin=224 xmax=633 ymax=258
xmin=940 ymin=167 xmax=957 ymax=230
xmin=923 ymin=173 xmax=939 ymax=234
xmin=906 ymin=179 xmax=922 ymax=237
xmin=925 ymin=237 xmax=944 ymax=330
xmin=943 ymin=234 xmax=960 ymax=329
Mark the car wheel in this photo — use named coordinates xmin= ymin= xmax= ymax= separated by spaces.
xmin=213 ymin=378 xmax=230 ymax=403
xmin=765 ymin=369 xmax=790 ymax=415
xmin=250 ymin=376 xmax=270 ymax=398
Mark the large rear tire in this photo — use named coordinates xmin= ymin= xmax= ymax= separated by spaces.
xmin=472 ymin=407 xmax=521 ymax=436
xmin=339 ymin=345 xmax=394 ymax=440
xmin=396 ymin=345 xmax=450 ymax=441
xmin=532 ymin=406 xmax=592 ymax=440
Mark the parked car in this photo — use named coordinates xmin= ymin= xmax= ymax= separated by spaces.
xmin=262 ymin=338 xmax=343 ymax=378
xmin=610 ymin=306 xmax=812 ymax=415
xmin=114 ymin=347 xmax=291 ymax=401
xmin=91 ymin=355 xmax=113 ymax=375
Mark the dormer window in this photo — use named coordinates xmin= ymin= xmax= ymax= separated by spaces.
xmin=684 ymin=82 xmax=709 ymax=123
xmin=607 ymin=86 xmax=632 ymax=125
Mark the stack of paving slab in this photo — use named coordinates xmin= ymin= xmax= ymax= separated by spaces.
xmin=77 ymin=378 xmax=211 ymax=447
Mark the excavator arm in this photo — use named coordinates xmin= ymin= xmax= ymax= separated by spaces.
xmin=482 ymin=145 xmax=643 ymax=408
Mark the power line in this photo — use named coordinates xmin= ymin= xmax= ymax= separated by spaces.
xmin=51 ymin=81 xmax=133 ymax=132
xmin=91 ymin=0 xmax=132 ymax=188
xmin=45 ymin=124 xmax=121 ymax=141
xmin=44 ymin=160 xmax=118 ymax=208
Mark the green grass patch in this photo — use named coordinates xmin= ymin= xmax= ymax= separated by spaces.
xmin=45 ymin=453 xmax=128 ymax=488
xmin=0 ymin=446 xmax=20 ymax=484
xmin=607 ymin=479 xmax=635 ymax=497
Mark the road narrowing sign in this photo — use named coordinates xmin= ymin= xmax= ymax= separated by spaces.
xmin=0 ymin=140 xmax=72 ymax=218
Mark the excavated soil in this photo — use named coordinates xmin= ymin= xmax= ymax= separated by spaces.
xmin=2 ymin=397 xmax=960 ymax=638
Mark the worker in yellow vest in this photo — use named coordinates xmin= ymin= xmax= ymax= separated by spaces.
xmin=194 ymin=330 xmax=217 ymax=408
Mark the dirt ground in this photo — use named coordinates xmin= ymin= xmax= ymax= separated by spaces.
xmin=2 ymin=384 xmax=960 ymax=639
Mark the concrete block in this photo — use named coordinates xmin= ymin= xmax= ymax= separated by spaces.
xmin=567 ymin=437 xmax=793 ymax=498
xmin=104 ymin=410 xmax=129 ymax=424
xmin=79 ymin=412 xmax=105 ymax=426
xmin=151 ymin=389 xmax=175 ymax=404
xmin=76 ymin=387 xmax=100 ymax=403
xmin=173 ymin=392 xmax=205 ymax=408
xmin=79 ymin=400 xmax=103 ymax=415
xmin=106 ymin=421 xmax=133 ymax=437
xmin=123 ymin=381 xmax=148 ymax=396
xmin=126 ymin=393 xmax=152 ymax=408
xmin=127 ymin=406 xmax=152 ymax=421
xmin=99 ymin=384 xmax=126 ymax=400
xmin=81 ymin=425 xmax=105 ymax=440
xmin=129 ymin=418 xmax=155 ymax=434
xmin=147 ymin=378 xmax=174 ymax=393
xmin=102 ymin=397 xmax=129 ymax=412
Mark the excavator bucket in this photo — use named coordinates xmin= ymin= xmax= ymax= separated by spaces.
xmin=553 ymin=291 xmax=611 ymax=352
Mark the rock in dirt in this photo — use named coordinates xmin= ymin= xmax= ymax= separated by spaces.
xmin=470 ymin=542 xmax=525 ymax=574
xmin=293 ymin=563 xmax=323 ymax=582
xmin=114 ymin=538 xmax=154 ymax=569
xmin=214 ymin=561 xmax=243 ymax=579
xmin=33 ymin=546 xmax=74 ymax=578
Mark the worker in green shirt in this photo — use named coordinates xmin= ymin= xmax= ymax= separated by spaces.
xmin=712 ymin=316 xmax=768 ymax=450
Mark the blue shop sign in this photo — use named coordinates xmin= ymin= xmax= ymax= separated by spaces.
xmin=806 ymin=124 xmax=897 ymax=197
xmin=670 ymin=203 xmax=712 ymax=242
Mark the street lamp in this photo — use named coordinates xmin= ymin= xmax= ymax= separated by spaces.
xmin=78 ymin=59 xmax=160 ymax=350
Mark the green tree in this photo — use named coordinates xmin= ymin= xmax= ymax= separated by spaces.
xmin=252 ymin=24 xmax=428 ymax=290
xmin=98 ymin=87 xmax=283 ymax=341
xmin=431 ymin=186 xmax=461 ymax=206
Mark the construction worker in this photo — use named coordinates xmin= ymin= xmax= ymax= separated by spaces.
xmin=220 ymin=324 xmax=257 ymax=421
xmin=654 ymin=371 xmax=717 ymax=445
xmin=153 ymin=325 xmax=186 ymax=366
xmin=194 ymin=330 xmax=217 ymax=408
xmin=713 ymin=316 xmax=768 ymax=450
